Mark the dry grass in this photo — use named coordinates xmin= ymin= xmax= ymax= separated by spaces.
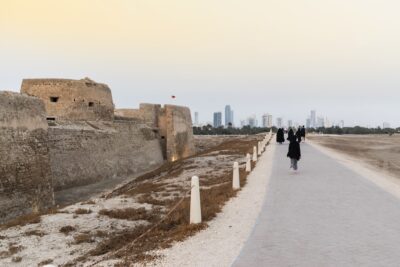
xmin=0 ymin=244 xmax=23 ymax=259
xmin=74 ymin=208 xmax=92 ymax=215
xmin=24 ymin=230 xmax=46 ymax=237
xmin=0 ymin=213 xmax=41 ymax=229
xmin=137 ymin=194 xmax=174 ymax=206
xmin=73 ymin=233 xmax=94 ymax=244
xmin=127 ymin=182 xmax=168 ymax=196
xmin=60 ymin=225 xmax=76 ymax=235
xmin=99 ymin=208 xmax=160 ymax=223
xmin=95 ymin=230 xmax=109 ymax=238
xmin=38 ymin=259 xmax=53 ymax=266
xmin=81 ymin=200 xmax=96 ymax=205
xmin=12 ymin=256 xmax=22 ymax=262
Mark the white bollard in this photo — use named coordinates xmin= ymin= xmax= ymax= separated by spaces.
xmin=190 ymin=176 xmax=202 ymax=224
xmin=233 ymin=162 xmax=240 ymax=189
xmin=246 ymin=153 xmax=251 ymax=172
xmin=252 ymin=146 xmax=257 ymax=161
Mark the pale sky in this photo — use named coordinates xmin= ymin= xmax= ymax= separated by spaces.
xmin=1 ymin=0 xmax=399 ymax=127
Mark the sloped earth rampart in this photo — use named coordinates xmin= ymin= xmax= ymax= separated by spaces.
xmin=0 ymin=134 xmax=265 ymax=266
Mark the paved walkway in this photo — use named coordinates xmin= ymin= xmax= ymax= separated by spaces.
xmin=233 ymin=141 xmax=400 ymax=267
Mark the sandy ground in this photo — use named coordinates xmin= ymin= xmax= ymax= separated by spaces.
xmin=308 ymin=134 xmax=400 ymax=178
xmin=0 ymin=197 xmax=149 ymax=267
xmin=308 ymin=138 xmax=400 ymax=200
xmin=148 ymin=137 xmax=275 ymax=267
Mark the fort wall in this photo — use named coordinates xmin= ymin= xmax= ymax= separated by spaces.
xmin=48 ymin=121 xmax=164 ymax=190
xmin=0 ymin=78 xmax=195 ymax=223
xmin=21 ymin=78 xmax=114 ymax=121
xmin=0 ymin=92 xmax=54 ymax=223
xmin=115 ymin=104 xmax=196 ymax=161
xmin=163 ymin=105 xmax=196 ymax=161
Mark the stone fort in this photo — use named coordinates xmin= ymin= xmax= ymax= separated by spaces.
xmin=0 ymin=78 xmax=195 ymax=223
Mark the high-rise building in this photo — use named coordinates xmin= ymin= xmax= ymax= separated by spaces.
xmin=339 ymin=120 xmax=345 ymax=128
xmin=306 ymin=118 xmax=311 ymax=128
xmin=383 ymin=122 xmax=391 ymax=129
xmin=247 ymin=115 xmax=257 ymax=128
xmin=288 ymin=120 xmax=293 ymax=128
xmin=317 ymin=117 xmax=325 ymax=128
xmin=194 ymin=112 xmax=199 ymax=126
xmin=310 ymin=110 xmax=316 ymax=128
xmin=213 ymin=112 xmax=222 ymax=128
xmin=324 ymin=117 xmax=332 ymax=128
xmin=276 ymin=117 xmax=283 ymax=128
xmin=225 ymin=105 xmax=233 ymax=126
xmin=262 ymin=114 xmax=273 ymax=128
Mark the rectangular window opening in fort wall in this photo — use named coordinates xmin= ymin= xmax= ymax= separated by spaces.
xmin=50 ymin=96 xmax=59 ymax=103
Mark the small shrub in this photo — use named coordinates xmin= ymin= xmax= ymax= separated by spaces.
xmin=74 ymin=209 xmax=92 ymax=215
xmin=38 ymin=259 xmax=53 ymax=266
xmin=12 ymin=256 xmax=22 ymax=262
xmin=60 ymin=225 xmax=76 ymax=235
xmin=99 ymin=208 xmax=159 ymax=223
xmin=95 ymin=230 xmax=108 ymax=238
xmin=24 ymin=230 xmax=46 ymax=237
xmin=1 ymin=213 xmax=41 ymax=229
xmin=73 ymin=233 xmax=94 ymax=244
xmin=81 ymin=200 xmax=96 ymax=205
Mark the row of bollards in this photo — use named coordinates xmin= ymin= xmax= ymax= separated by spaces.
xmin=190 ymin=130 xmax=274 ymax=224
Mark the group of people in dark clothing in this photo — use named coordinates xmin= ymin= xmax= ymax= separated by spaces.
xmin=276 ymin=126 xmax=306 ymax=171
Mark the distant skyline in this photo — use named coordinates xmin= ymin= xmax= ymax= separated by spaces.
xmin=1 ymin=1 xmax=400 ymax=127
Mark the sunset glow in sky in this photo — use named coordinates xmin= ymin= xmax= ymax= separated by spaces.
xmin=1 ymin=0 xmax=400 ymax=127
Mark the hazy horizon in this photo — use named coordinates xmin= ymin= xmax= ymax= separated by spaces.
xmin=1 ymin=0 xmax=399 ymax=127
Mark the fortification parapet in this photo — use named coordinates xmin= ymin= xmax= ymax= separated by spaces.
xmin=115 ymin=103 xmax=162 ymax=127
xmin=21 ymin=78 xmax=114 ymax=121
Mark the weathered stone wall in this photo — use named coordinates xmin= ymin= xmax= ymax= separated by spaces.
xmin=48 ymin=120 xmax=164 ymax=190
xmin=0 ymin=92 xmax=54 ymax=223
xmin=115 ymin=104 xmax=196 ymax=161
xmin=162 ymin=105 xmax=196 ymax=161
xmin=21 ymin=78 xmax=114 ymax=121
xmin=115 ymin=104 xmax=162 ymax=128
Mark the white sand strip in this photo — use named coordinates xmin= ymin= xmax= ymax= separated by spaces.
xmin=148 ymin=142 xmax=276 ymax=267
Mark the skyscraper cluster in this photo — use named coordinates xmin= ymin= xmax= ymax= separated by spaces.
xmin=307 ymin=110 xmax=344 ymax=128
xmin=212 ymin=105 xmax=234 ymax=128
xmin=205 ymin=108 xmax=347 ymax=129
xmin=262 ymin=114 xmax=273 ymax=128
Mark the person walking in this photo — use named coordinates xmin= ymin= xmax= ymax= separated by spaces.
xmin=287 ymin=128 xmax=294 ymax=141
xmin=287 ymin=135 xmax=301 ymax=171
xmin=276 ymin=128 xmax=285 ymax=144
xmin=301 ymin=126 xmax=306 ymax=141
xmin=296 ymin=128 xmax=302 ymax=143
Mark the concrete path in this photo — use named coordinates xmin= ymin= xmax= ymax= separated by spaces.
xmin=233 ymin=141 xmax=400 ymax=267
